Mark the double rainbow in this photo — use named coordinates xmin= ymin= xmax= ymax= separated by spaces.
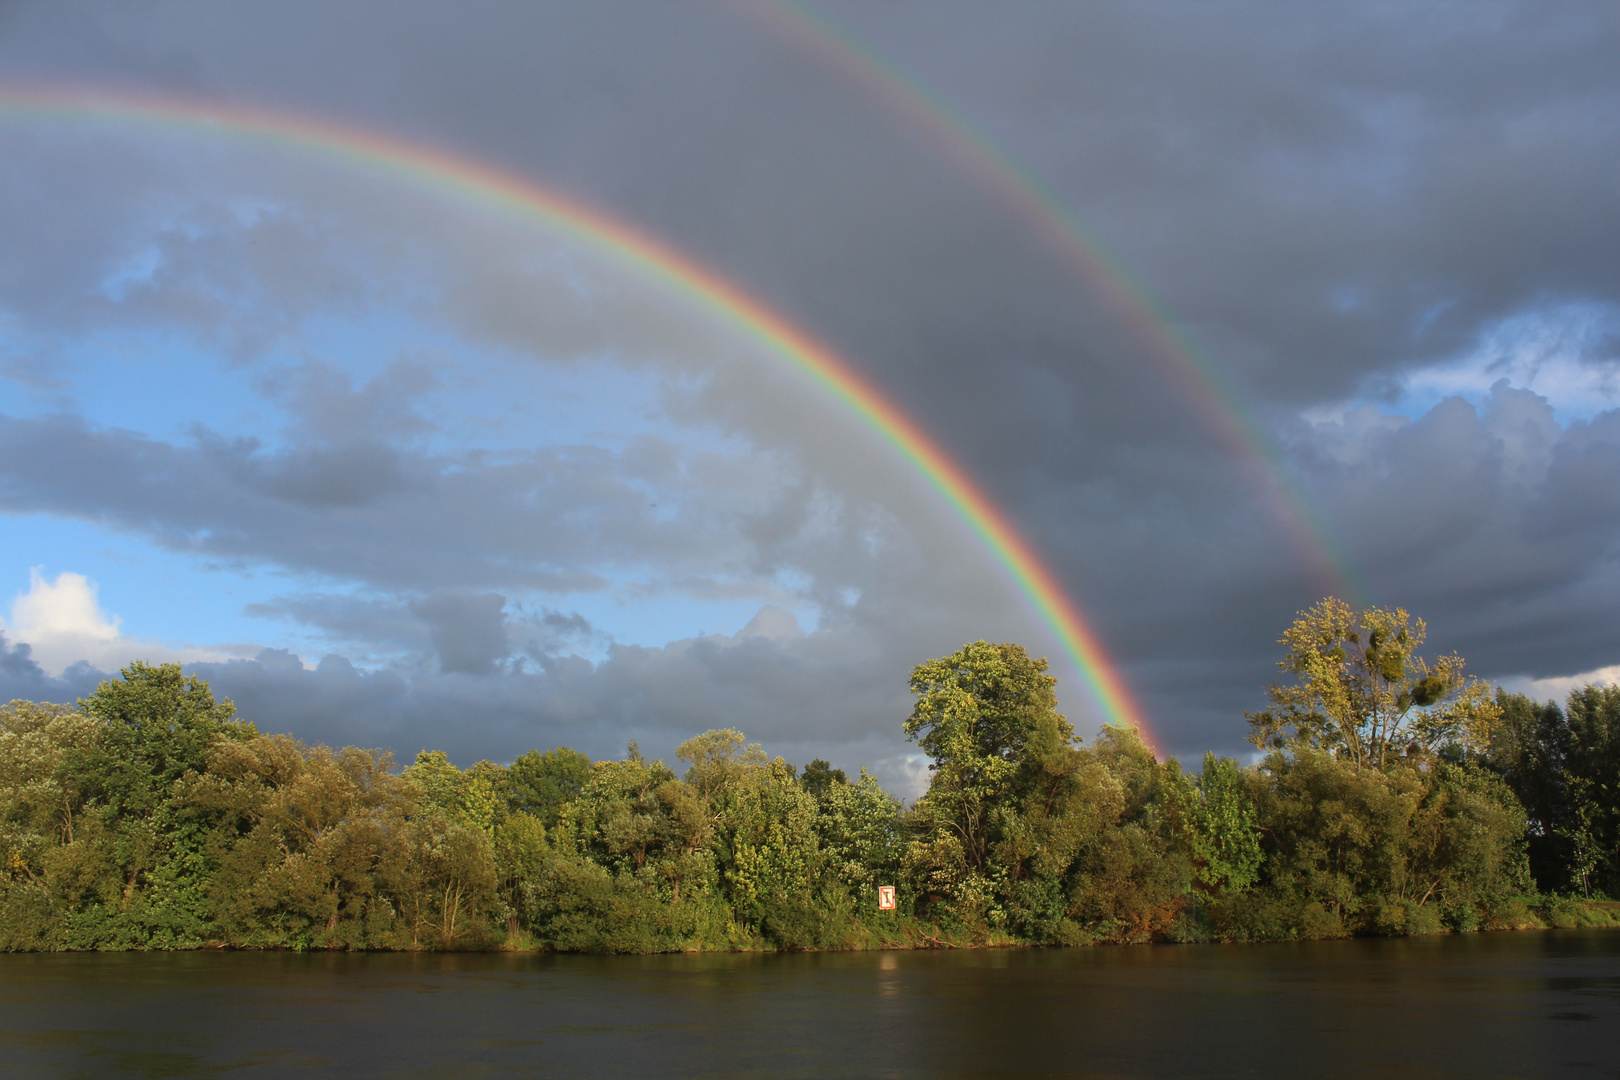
xmin=0 ymin=87 xmax=1159 ymax=749
xmin=746 ymin=0 xmax=1366 ymax=605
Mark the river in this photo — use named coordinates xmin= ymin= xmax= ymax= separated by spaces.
xmin=1 ymin=929 xmax=1617 ymax=1077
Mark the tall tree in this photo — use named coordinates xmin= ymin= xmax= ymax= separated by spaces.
xmin=77 ymin=662 xmax=252 ymax=818
xmin=904 ymin=641 xmax=1095 ymax=929
xmin=1246 ymin=598 xmax=1500 ymax=768
xmin=402 ymin=751 xmax=466 ymax=818
xmin=507 ymin=747 xmax=592 ymax=827
xmin=1562 ymin=684 xmax=1620 ymax=897
xmin=1486 ymin=690 xmax=1571 ymax=891
xmin=905 ymin=641 xmax=1072 ymax=878
xmin=799 ymin=759 xmax=848 ymax=798
xmin=1178 ymin=754 xmax=1263 ymax=897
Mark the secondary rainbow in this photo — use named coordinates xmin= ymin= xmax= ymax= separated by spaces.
xmin=744 ymin=0 xmax=1367 ymax=604
xmin=0 ymin=86 xmax=1160 ymax=750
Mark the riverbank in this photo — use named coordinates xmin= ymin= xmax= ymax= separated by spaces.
xmin=22 ymin=897 xmax=1615 ymax=954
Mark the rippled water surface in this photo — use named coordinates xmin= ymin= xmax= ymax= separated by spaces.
xmin=2 ymin=930 xmax=1618 ymax=1078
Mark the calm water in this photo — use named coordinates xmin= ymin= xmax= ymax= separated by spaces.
xmin=1 ymin=931 xmax=1617 ymax=1078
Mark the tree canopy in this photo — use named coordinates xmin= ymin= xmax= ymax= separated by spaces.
xmin=2 ymin=603 xmax=1616 ymax=953
xmin=1245 ymin=597 xmax=1501 ymax=767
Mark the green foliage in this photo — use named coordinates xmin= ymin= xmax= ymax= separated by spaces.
xmin=1203 ymin=749 xmax=1531 ymax=940
xmin=0 ymin=668 xmax=510 ymax=951
xmin=403 ymin=751 xmax=467 ymax=818
xmin=817 ymin=768 xmax=903 ymax=892
xmin=1485 ymin=689 xmax=1571 ymax=888
xmin=2 ymin=615 xmax=1606 ymax=953
xmin=462 ymin=767 xmax=504 ymax=838
xmin=506 ymin=747 xmax=591 ymax=827
xmin=800 ymin=759 xmax=847 ymax=797
xmin=1246 ymin=598 xmax=1500 ymax=768
xmin=184 ymin=735 xmax=418 ymax=949
xmin=393 ymin=811 xmax=502 ymax=949
xmin=900 ymin=643 xmax=1189 ymax=943
xmin=903 ymin=641 xmax=1072 ymax=923
xmin=1563 ymin=684 xmax=1620 ymax=897
xmin=1175 ymin=753 xmax=1264 ymax=897
xmin=1487 ymin=684 xmax=1620 ymax=898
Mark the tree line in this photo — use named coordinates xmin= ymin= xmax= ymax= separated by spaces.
xmin=1 ymin=597 xmax=1616 ymax=951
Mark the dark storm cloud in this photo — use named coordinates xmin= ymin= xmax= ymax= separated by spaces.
xmin=2 ymin=0 xmax=1618 ymax=765
xmin=0 ymin=632 xmax=106 ymax=703
xmin=179 ymin=610 xmax=921 ymax=790
xmin=1139 ymin=386 xmax=1620 ymax=756
xmin=244 ymin=590 xmax=595 ymax=671
xmin=0 ymin=146 xmax=389 ymax=366
xmin=9 ymin=1 xmax=1620 ymax=408
xmin=1297 ymin=389 xmax=1620 ymax=668
xmin=853 ymin=2 xmax=1620 ymax=387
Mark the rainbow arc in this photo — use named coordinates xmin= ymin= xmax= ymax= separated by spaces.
xmin=0 ymin=87 xmax=1160 ymax=750
xmin=747 ymin=0 xmax=1366 ymax=605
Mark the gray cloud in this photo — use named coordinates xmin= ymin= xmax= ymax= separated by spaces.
xmin=175 ymin=614 xmax=921 ymax=791
xmin=0 ymin=410 xmax=787 ymax=594
xmin=411 ymin=591 xmax=509 ymax=676
xmin=0 ymin=632 xmax=107 ymax=704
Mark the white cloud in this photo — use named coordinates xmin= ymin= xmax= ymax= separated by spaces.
xmin=1499 ymin=663 xmax=1620 ymax=705
xmin=1302 ymin=303 xmax=1620 ymax=431
xmin=1401 ymin=304 xmax=1620 ymax=422
xmin=1 ymin=567 xmax=228 ymax=676
xmin=10 ymin=567 xmax=121 ymax=642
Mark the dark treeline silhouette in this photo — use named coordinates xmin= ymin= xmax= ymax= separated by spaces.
xmin=1 ymin=598 xmax=1616 ymax=951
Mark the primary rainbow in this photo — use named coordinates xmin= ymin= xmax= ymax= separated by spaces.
xmin=744 ymin=0 xmax=1367 ymax=605
xmin=0 ymin=86 xmax=1160 ymax=750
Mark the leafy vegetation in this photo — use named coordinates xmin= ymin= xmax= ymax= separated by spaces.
xmin=2 ymin=600 xmax=1618 ymax=951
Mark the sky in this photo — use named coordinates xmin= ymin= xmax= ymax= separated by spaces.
xmin=1 ymin=1 xmax=1617 ymax=792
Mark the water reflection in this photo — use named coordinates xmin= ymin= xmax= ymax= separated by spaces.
xmin=0 ymin=931 xmax=1616 ymax=1077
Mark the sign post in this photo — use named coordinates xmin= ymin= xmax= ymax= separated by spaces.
xmin=877 ymin=885 xmax=896 ymax=911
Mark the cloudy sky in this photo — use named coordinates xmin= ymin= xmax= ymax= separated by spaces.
xmin=1 ymin=1 xmax=1617 ymax=789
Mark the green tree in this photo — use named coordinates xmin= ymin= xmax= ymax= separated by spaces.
xmin=1562 ymin=683 xmax=1620 ymax=896
xmin=800 ymin=759 xmax=848 ymax=798
xmin=903 ymin=641 xmax=1082 ymax=928
xmin=1178 ymin=753 xmax=1263 ymax=896
xmin=535 ymin=744 xmax=718 ymax=952
xmin=60 ymin=663 xmax=257 ymax=948
xmin=506 ymin=747 xmax=591 ymax=827
xmin=1062 ymin=726 xmax=1187 ymax=944
xmin=678 ymin=729 xmax=763 ymax=802
xmin=184 ymin=735 xmax=416 ymax=949
xmin=1234 ymin=749 xmax=1528 ymax=939
xmin=402 ymin=751 xmax=466 ymax=818
xmin=492 ymin=811 xmax=547 ymax=939
xmin=461 ymin=761 xmax=508 ymax=838
xmin=0 ymin=701 xmax=103 ymax=949
xmin=1246 ymin=598 xmax=1500 ymax=768
xmin=77 ymin=662 xmax=253 ymax=818
xmin=1485 ymin=690 xmax=1572 ymax=891
xmin=391 ymin=811 xmax=501 ymax=949
xmin=1480 ymin=684 xmax=1619 ymax=898
xmin=554 ymin=750 xmax=684 ymax=881
xmin=716 ymin=756 xmax=831 ymax=945
xmin=816 ymin=768 xmax=902 ymax=894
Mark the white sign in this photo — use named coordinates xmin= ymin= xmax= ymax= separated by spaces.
xmin=877 ymin=885 xmax=896 ymax=910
